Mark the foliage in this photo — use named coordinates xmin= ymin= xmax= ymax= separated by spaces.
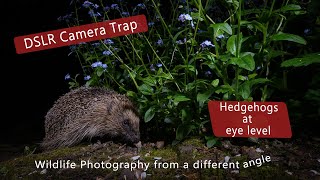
xmin=281 ymin=52 xmax=320 ymax=67
xmin=59 ymin=0 xmax=309 ymax=145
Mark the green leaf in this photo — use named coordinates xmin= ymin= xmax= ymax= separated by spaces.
xmin=156 ymin=72 xmax=173 ymax=80
xmin=211 ymin=79 xmax=219 ymax=87
xmin=238 ymin=75 xmax=248 ymax=81
xmin=138 ymin=84 xmax=154 ymax=95
xmin=174 ymin=65 xmax=197 ymax=73
xmin=248 ymin=73 xmax=258 ymax=79
xmin=210 ymin=23 xmax=232 ymax=35
xmin=271 ymin=32 xmax=307 ymax=45
xmin=226 ymin=0 xmax=239 ymax=9
xmin=176 ymin=124 xmax=193 ymax=141
xmin=181 ymin=109 xmax=191 ymax=122
xmin=281 ymin=53 xmax=320 ymax=67
xmin=191 ymin=12 xmax=204 ymax=21
xmin=143 ymin=76 xmax=157 ymax=87
xmin=126 ymin=91 xmax=137 ymax=98
xmin=173 ymin=28 xmax=188 ymax=44
xmin=197 ymin=90 xmax=214 ymax=107
xmin=273 ymin=4 xmax=301 ymax=13
xmin=238 ymin=78 xmax=270 ymax=99
xmin=239 ymin=82 xmax=251 ymax=99
xmin=85 ymin=79 xmax=94 ymax=87
xmin=206 ymin=138 xmax=217 ymax=148
xmin=248 ymin=78 xmax=270 ymax=87
xmin=241 ymin=20 xmax=267 ymax=35
xmin=144 ymin=107 xmax=155 ymax=123
xmin=230 ymin=53 xmax=255 ymax=71
xmin=173 ymin=95 xmax=191 ymax=106
xmin=215 ymin=85 xmax=234 ymax=94
xmin=96 ymin=68 xmax=104 ymax=77
xmin=227 ymin=35 xmax=237 ymax=56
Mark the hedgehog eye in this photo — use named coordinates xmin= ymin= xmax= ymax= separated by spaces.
xmin=123 ymin=119 xmax=130 ymax=126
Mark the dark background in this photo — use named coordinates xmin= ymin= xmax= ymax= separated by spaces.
xmin=0 ymin=1 xmax=76 ymax=160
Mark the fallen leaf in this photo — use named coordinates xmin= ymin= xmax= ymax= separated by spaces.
xmin=310 ymin=170 xmax=320 ymax=175
xmin=224 ymin=156 xmax=230 ymax=163
xmin=285 ymin=170 xmax=293 ymax=175
xmin=256 ymin=148 xmax=264 ymax=153
xmin=131 ymin=155 xmax=140 ymax=161
xmin=154 ymin=157 xmax=162 ymax=160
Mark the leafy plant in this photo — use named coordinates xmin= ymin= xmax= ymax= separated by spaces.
xmin=59 ymin=0 xmax=308 ymax=146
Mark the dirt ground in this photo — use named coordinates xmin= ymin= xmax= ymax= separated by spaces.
xmin=0 ymin=135 xmax=319 ymax=180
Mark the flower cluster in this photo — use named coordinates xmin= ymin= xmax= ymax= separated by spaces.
xmin=91 ymin=61 xmax=108 ymax=69
xmin=178 ymin=13 xmax=192 ymax=22
xmin=103 ymin=39 xmax=114 ymax=45
xmin=84 ymin=75 xmax=91 ymax=81
xmin=150 ymin=63 xmax=163 ymax=71
xmin=136 ymin=3 xmax=146 ymax=9
xmin=111 ymin=4 xmax=119 ymax=10
xmin=64 ymin=73 xmax=71 ymax=80
xmin=103 ymin=50 xmax=113 ymax=56
xmin=200 ymin=40 xmax=215 ymax=48
xmin=176 ymin=38 xmax=187 ymax=45
xmin=156 ymin=39 xmax=163 ymax=46
xmin=88 ymin=10 xmax=101 ymax=17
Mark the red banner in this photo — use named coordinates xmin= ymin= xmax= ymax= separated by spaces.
xmin=208 ymin=101 xmax=292 ymax=138
xmin=14 ymin=15 xmax=148 ymax=54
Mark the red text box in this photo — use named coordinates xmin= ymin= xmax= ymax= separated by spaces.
xmin=14 ymin=15 xmax=148 ymax=54
xmin=208 ymin=101 xmax=292 ymax=138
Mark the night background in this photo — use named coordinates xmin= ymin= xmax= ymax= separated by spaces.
xmin=1 ymin=0 xmax=75 ymax=161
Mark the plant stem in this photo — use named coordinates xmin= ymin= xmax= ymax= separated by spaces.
xmin=235 ymin=0 xmax=242 ymax=100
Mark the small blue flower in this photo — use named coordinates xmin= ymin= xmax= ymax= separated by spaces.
xmin=103 ymin=39 xmax=114 ymax=45
xmin=137 ymin=3 xmax=146 ymax=9
xmin=197 ymin=30 xmax=206 ymax=33
xmin=122 ymin=12 xmax=130 ymax=16
xmin=148 ymin=22 xmax=155 ymax=27
xmin=200 ymin=40 xmax=215 ymax=48
xmin=91 ymin=61 xmax=103 ymax=68
xmin=156 ymin=39 xmax=163 ymax=46
xmin=304 ymin=28 xmax=311 ymax=35
xmin=216 ymin=34 xmax=225 ymax=40
xmin=102 ymin=64 xmax=108 ymax=69
xmin=176 ymin=38 xmax=186 ymax=45
xmin=83 ymin=1 xmax=93 ymax=8
xmin=205 ymin=70 xmax=212 ymax=76
xmin=256 ymin=66 xmax=262 ymax=70
xmin=176 ymin=40 xmax=183 ymax=44
xmin=93 ymin=4 xmax=99 ymax=9
xmin=155 ymin=15 xmax=161 ymax=21
xmin=64 ymin=73 xmax=71 ymax=80
xmin=84 ymin=75 xmax=91 ymax=80
xmin=103 ymin=50 xmax=113 ymax=55
xmin=178 ymin=13 xmax=192 ymax=22
xmin=113 ymin=47 xmax=120 ymax=52
xmin=92 ymin=42 xmax=100 ymax=47
xmin=104 ymin=6 xmax=110 ymax=11
xmin=190 ymin=21 xmax=195 ymax=29
xmin=111 ymin=4 xmax=119 ymax=10
xmin=69 ymin=45 xmax=77 ymax=52
xmin=150 ymin=64 xmax=155 ymax=71
xmin=156 ymin=63 xmax=162 ymax=67
xmin=88 ymin=10 xmax=101 ymax=17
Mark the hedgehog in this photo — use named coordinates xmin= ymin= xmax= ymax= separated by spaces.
xmin=41 ymin=86 xmax=140 ymax=150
